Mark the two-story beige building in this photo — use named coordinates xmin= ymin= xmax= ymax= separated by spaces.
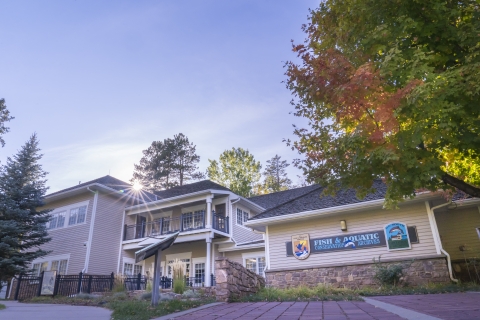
xmin=28 ymin=176 xmax=479 ymax=291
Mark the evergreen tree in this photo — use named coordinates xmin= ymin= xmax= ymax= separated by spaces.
xmin=263 ymin=155 xmax=292 ymax=192
xmin=0 ymin=134 xmax=51 ymax=287
xmin=132 ymin=133 xmax=203 ymax=192
xmin=0 ymin=98 xmax=14 ymax=148
xmin=207 ymin=148 xmax=262 ymax=197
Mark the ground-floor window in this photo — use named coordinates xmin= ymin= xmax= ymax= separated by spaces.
xmin=244 ymin=256 xmax=266 ymax=277
xmin=194 ymin=262 xmax=205 ymax=284
xmin=124 ymin=263 xmax=142 ymax=276
xmin=32 ymin=258 xmax=69 ymax=276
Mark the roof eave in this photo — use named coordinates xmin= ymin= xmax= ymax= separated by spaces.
xmin=45 ymin=183 xmax=146 ymax=204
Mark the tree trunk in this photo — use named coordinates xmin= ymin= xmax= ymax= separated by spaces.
xmin=441 ymin=172 xmax=480 ymax=198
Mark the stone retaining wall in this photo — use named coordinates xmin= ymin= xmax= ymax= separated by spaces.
xmin=266 ymin=257 xmax=450 ymax=288
xmin=215 ymin=257 xmax=265 ymax=302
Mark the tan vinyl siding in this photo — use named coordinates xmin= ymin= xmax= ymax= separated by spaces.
xmin=38 ymin=193 xmax=94 ymax=274
xmin=232 ymin=204 xmax=263 ymax=244
xmin=224 ymin=248 xmax=266 ymax=265
xmin=87 ymin=192 xmax=129 ymax=274
xmin=268 ymin=202 xmax=437 ymax=270
xmin=436 ymin=205 xmax=480 ymax=261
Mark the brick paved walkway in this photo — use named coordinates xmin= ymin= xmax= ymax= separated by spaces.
xmin=169 ymin=301 xmax=405 ymax=320
xmin=370 ymin=292 xmax=480 ymax=320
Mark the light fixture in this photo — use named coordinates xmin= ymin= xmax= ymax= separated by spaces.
xmin=340 ymin=220 xmax=347 ymax=231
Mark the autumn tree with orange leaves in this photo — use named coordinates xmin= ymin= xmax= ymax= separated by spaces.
xmin=286 ymin=0 xmax=480 ymax=207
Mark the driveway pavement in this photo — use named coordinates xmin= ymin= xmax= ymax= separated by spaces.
xmin=0 ymin=300 xmax=112 ymax=320
xmin=157 ymin=292 xmax=480 ymax=320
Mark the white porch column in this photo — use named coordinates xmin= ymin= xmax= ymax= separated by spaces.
xmin=205 ymin=237 xmax=212 ymax=286
xmin=206 ymin=196 xmax=213 ymax=229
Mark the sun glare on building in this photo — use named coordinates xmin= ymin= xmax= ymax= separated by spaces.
xmin=132 ymin=181 xmax=143 ymax=191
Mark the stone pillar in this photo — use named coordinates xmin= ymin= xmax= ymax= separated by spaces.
xmin=205 ymin=237 xmax=212 ymax=286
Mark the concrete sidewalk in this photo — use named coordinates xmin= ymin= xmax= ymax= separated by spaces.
xmin=0 ymin=300 xmax=112 ymax=320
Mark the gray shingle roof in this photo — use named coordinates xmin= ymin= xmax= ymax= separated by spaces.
xmin=46 ymin=175 xmax=157 ymax=202
xmin=248 ymin=184 xmax=321 ymax=210
xmin=153 ymin=180 xmax=232 ymax=200
xmin=249 ymin=180 xmax=387 ymax=221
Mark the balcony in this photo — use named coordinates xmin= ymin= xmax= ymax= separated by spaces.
xmin=124 ymin=211 xmax=229 ymax=241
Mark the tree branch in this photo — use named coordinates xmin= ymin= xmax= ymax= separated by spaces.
xmin=441 ymin=172 xmax=480 ymax=198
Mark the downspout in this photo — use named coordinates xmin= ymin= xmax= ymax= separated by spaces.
xmin=84 ymin=187 xmax=99 ymax=273
xmin=425 ymin=201 xmax=458 ymax=283
xmin=116 ymin=209 xmax=127 ymax=274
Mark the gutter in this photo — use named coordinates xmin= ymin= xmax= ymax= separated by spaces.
xmin=425 ymin=201 xmax=458 ymax=283
xmin=83 ymin=187 xmax=99 ymax=273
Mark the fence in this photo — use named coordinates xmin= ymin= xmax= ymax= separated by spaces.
xmin=12 ymin=272 xmax=217 ymax=300
xmin=12 ymin=272 xmax=114 ymax=301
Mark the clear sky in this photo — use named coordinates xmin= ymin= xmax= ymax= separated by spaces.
xmin=0 ymin=0 xmax=318 ymax=193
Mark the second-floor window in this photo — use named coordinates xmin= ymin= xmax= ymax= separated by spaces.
xmin=47 ymin=204 xmax=88 ymax=230
xmin=236 ymin=208 xmax=249 ymax=226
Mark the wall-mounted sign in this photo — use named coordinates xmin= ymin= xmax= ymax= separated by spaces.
xmin=285 ymin=226 xmax=418 ymax=257
xmin=40 ymin=271 xmax=57 ymax=295
xmin=384 ymin=222 xmax=411 ymax=251
xmin=292 ymin=234 xmax=311 ymax=260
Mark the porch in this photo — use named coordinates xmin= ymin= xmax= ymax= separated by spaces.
xmin=123 ymin=211 xmax=229 ymax=241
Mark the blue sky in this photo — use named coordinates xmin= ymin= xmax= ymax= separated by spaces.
xmin=0 ymin=0 xmax=318 ymax=192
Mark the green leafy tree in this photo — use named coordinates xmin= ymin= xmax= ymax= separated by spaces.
xmin=0 ymin=98 xmax=14 ymax=148
xmin=0 ymin=134 xmax=51 ymax=288
xmin=263 ymin=155 xmax=292 ymax=192
xmin=207 ymin=148 xmax=262 ymax=197
xmin=286 ymin=0 xmax=480 ymax=206
xmin=132 ymin=133 xmax=203 ymax=192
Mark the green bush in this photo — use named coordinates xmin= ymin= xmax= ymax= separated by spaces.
xmin=0 ymin=303 xmax=5 ymax=310
xmin=172 ymin=259 xmax=185 ymax=294
xmin=112 ymin=274 xmax=126 ymax=293
xmin=372 ymin=256 xmax=407 ymax=286
xmin=145 ymin=281 xmax=152 ymax=293
xmin=112 ymin=292 xmax=128 ymax=300
xmin=76 ymin=293 xmax=100 ymax=299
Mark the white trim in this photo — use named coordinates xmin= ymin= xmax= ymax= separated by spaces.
xmin=241 ymin=251 xmax=265 ymax=259
xmin=217 ymin=243 xmax=265 ymax=252
xmin=117 ymin=209 xmax=127 ymax=273
xmin=45 ymin=183 xmax=147 ymax=203
xmin=165 ymin=252 xmax=192 ymax=261
xmin=84 ymin=189 xmax=98 ymax=273
xmin=265 ymin=226 xmax=270 ymax=270
xmin=46 ymin=200 xmax=90 ymax=231
xmin=425 ymin=201 xmax=442 ymax=255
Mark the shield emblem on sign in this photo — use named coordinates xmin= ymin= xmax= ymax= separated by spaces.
xmin=292 ymin=234 xmax=310 ymax=260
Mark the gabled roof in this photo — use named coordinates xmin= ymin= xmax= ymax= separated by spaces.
xmin=248 ymin=184 xmax=322 ymax=210
xmin=249 ymin=180 xmax=387 ymax=221
xmin=46 ymin=175 xmax=157 ymax=202
xmin=153 ymin=180 xmax=232 ymax=200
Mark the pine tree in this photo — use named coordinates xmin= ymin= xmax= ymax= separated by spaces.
xmin=263 ymin=155 xmax=292 ymax=193
xmin=0 ymin=98 xmax=14 ymax=148
xmin=207 ymin=148 xmax=262 ymax=197
xmin=0 ymin=134 xmax=51 ymax=287
xmin=132 ymin=133 xmax=203 ymax=192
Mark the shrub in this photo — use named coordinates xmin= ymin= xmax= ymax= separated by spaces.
xmin=182 ymin=289 xmax=199 ymax=298
xmin=0 ymin=303 xmax=5 ymax=310
xmin=138 ymin=292 xmax=152 ymax=301
xmin=372 ymin=256 xmax=408 ymax=286
xmin=145 ymin=281 xmax=152 ymax=293
xmin=76 ymin=293 xmax=99 ymax=299
xmin=112 ymin=292 xmax=128 ymax=300
xmin=172 ymin=259 xmax=185 ymax=294
xmin=112 ymin=273 xmax=126 ymax=293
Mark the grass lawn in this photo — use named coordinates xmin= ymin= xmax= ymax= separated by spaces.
xmin=24 ymin=293 xmax=215 ymax=320
xmin=238 ymin=282 xmax=480 ymax=302
xmin=0 ymin=303 xmax=5 ymax=310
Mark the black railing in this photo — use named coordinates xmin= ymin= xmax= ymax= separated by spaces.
xmin=124 ymin=211 xmax=229 ymax=240
xmin=124 ymin=273 xmax=147 ymax=291
xmin=213 ymin=213 xmax=229 ymax=233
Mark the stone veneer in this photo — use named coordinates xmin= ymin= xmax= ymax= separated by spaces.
xmin=215 ymin=257 xmax=265 ymax=302
xmin=266 ymin=257 xmax=450 ymax=288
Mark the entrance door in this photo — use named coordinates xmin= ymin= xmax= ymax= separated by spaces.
xmin=136 ymin=216 xmax=146 ymax=239
xmin=192 ymin=258 xmax=206 ymax=287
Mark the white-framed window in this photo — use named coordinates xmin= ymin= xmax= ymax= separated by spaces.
xmin=236 ymin=208 xmax=249 ymax=226
xmin=124 ymin=263 xmax=142 ymax=276
xmin=31 ymin=255 xmax=70 ymax=276
xmin=242 ymin=252 xmax=266 ymax=277
xmin=47 ymin=201 xmax=89 ymax=231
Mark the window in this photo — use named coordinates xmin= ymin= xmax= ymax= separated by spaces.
xmin=47 ymin=202 xmax=88 ymax=231
xmin=243 ymin=256 xmax=266 ymax=277
xmin=47 ymin=211 xmax=66 ymax=230
xmin=32 ymin=259 xmax=68 ymax=276
xmin=68 ymin=206 xmax=87 ymax=226
xmin=194 ymin=263 xmax=205 ymax=284
xmin=124 ymin=263 xmax=142 ymax=276
xmin=50 ymin=260 xmax=68 ymax=275
xmin=236 ymin=208 xmax=249 ymax=226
